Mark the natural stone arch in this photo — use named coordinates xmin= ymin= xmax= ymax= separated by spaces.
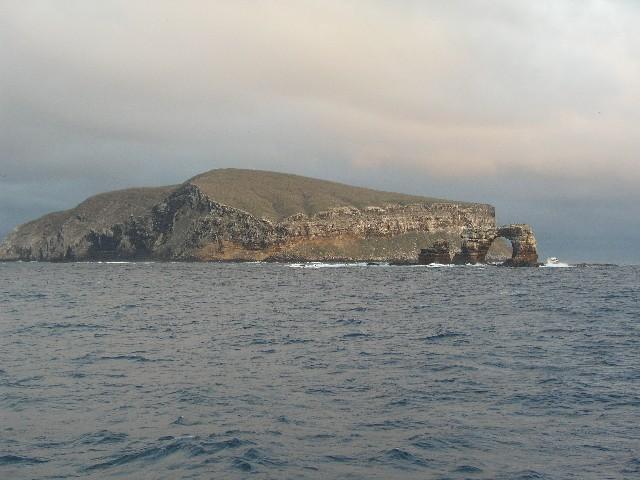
xmin=447 ymin=224 xmax=538 ymax=266
xmin=495 ymin=224 xmax=538 ymax=267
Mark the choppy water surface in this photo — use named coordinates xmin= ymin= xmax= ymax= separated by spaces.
xmin=1 ymin=262 xmax=639 ymax=479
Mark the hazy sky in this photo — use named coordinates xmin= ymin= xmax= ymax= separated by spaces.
xmin=1 ymin=1 xmax=639 ymax=263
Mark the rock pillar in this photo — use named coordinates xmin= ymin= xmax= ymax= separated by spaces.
xmin=418 ymin=240 xmax=453 ymax=264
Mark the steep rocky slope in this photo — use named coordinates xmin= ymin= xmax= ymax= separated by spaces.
xmin=0 ymin=186 xmax=175 ymax=261
xmin=0 ymin=169 xmax=500 ymax=262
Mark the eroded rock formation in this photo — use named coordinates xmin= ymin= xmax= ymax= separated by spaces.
xmin=418 ymin=224 xmax=539 ymax=267
xmin=494 ymin=224 xmax=539 ymax=267
xmin=417 ymin=240 xmax=453 ymax=264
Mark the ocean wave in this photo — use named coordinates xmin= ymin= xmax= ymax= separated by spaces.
xmin=77 ymin=430 xmax=128 ymax=445
xmin=85 ymin=435 xmax=252 ymax=471
xmin=288 ymin=262 xmax=382 ymax=268
xmin=171 ymin=416 xmax=201 ymax=426
xmin=74 ymin=261 xmax=155 ymax=265
xmin=15 ymin=322 xmax=106 ymax=334
xmin=85 ymin=438 xmax=198 ymax=471
xmin=325 ymin=454 xmax=356 ymax=463
xmin=506 ymin=470 xmax=547 ymax=479
xmin=237 ymin=447 xmax=285 ymax=467
xmin=454 ymin=464 xmax=483 ymax=473
xmin=422 ymin=331 xmax=465 ymax=342
xmin=622 ymin=458 xmax=640 ymax=474
xmin=342 ymin=332 xmax=370 ymax=338
xmin=72 ymin=353 xmax=170 ymax=364
xmin=541 ymin=262 xmax=572 ymax=268
xmin=410 ymin=435 xmax=471 ymax=450
xmin=369 ymin=448 xmax=430 ymax=469
xmin=0 ymin=454 xmax=48 ymax=465
xmin=283 ymin=260 xmax=539 ymax=268
xmin=407 ymin=262 xmax=485 ymax=268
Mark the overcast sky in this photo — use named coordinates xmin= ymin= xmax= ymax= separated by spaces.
xmin=1 ymin=1 xmax=639 ymax=263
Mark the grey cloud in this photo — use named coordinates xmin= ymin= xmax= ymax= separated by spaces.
xmin=1 ymin=1 xmax=639 ymax=262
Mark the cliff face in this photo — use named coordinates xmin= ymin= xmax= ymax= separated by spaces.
xmin=0 ymin=169 xmax=500 ymax=263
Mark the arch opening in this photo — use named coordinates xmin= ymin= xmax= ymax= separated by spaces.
xmin=486 ymin=237 xmax=513 ymax=264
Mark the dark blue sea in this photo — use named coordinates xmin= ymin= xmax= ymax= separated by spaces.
xmin=1 ymin=262 xmax=639 ymax=479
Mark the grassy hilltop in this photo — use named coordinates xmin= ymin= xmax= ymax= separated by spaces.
xmin=190 ymin=169 xmax=455 ymax=220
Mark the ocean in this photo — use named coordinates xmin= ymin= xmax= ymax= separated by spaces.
xmin=1 ymin=262 xmax=639 ymax=479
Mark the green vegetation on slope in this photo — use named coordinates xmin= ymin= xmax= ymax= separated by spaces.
xmin=189 ymin=168 xmax=462 ymax=221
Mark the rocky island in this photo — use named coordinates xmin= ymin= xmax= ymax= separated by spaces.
xmin=0 ymin=169 xmax=538 ymax=265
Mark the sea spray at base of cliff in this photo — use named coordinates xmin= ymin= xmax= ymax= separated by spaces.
xmin=541 ymin=261 xmax=573 ymax=268
xmin=288 ymin=262 xmax=387 ymax=268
